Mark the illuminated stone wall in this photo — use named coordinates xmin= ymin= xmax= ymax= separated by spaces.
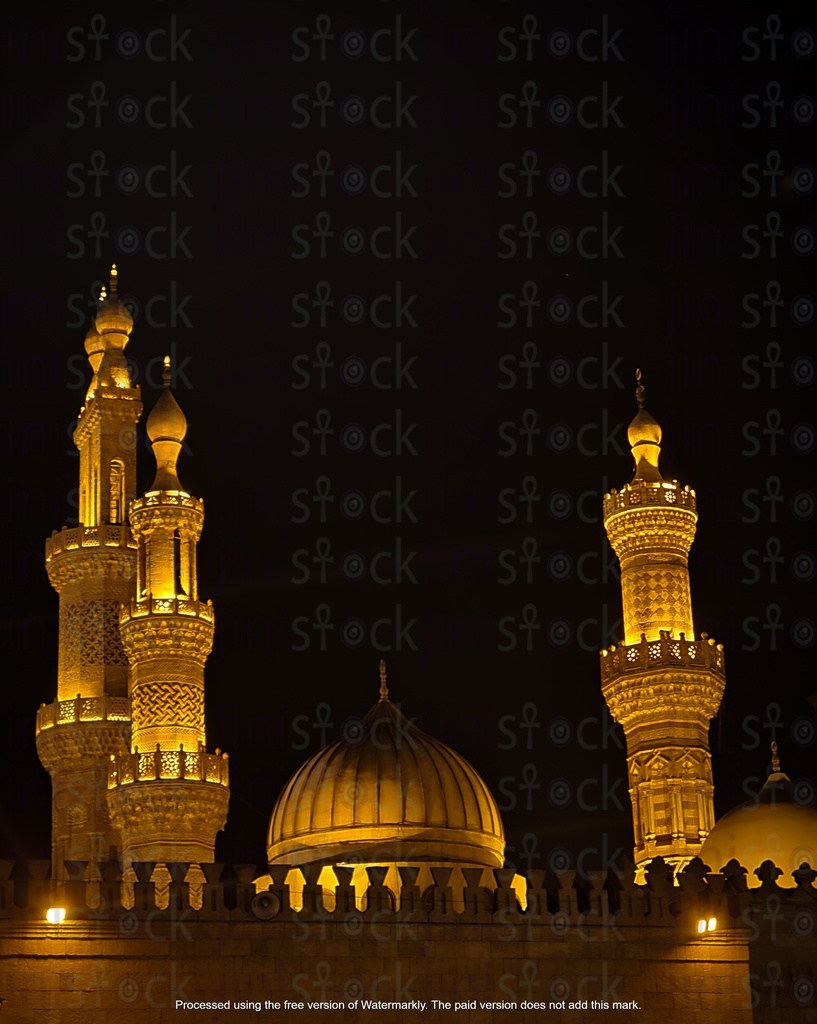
xmin=1 ymin=858 xmax=814 ymax=1024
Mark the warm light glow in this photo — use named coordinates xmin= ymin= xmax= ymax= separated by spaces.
xmin=697 ymin=917 xmax=717 ymax=934
xmin=46 ymin=907 xmax=66 ymax=924
xmin=708 ymin=916 xmax=717 ymax=932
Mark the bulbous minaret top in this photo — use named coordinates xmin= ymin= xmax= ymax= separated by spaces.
xmin=86 ymin=265 xmax=135 ymax=394
xmin=146 ymin=356 xmax=188 ymax=491
xmin=600 ymin=369 xmax=726 ymax=880
xmin=627 ymin=369 xmax=664 ymax=483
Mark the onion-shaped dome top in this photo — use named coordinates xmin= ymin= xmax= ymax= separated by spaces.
xmin=267 ymin=664 xmax=505 ymax=869
xmin=700 ymin=746 xmax=817 ymax=887
xmin=627 ymin=368 xmax=664 ymax=482
xmin=94 ymin=264 xmax=133 ymax=339
xmin=146 ymin=374 xmax=187 ymax=445
xmin=146 ymin=356 xmax=188 ymax=491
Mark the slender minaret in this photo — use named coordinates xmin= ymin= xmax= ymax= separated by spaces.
xmin=36 ymin=266 xmax=141 ymax=879
xmin=600 ymin=371 xmax=726 ymax=879
xmin=107 ymin=358 xmax=229 ymax=865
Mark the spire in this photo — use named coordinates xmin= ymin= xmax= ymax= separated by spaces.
xmin=146 ymin=355 xmax=188 ymax=491
xmin=627 ymin=368 xmax=664 ymax=483
xmin=770 ymin=740 xmax=782 ymax=775
xmin=379 ymin=659 xmax=390 ymax=701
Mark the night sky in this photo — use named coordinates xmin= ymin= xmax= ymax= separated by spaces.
xmin=2 ymin=3 xmax=815 ymax=876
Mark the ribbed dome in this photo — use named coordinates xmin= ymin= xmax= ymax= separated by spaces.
xmin=267 ymin=694 xmax=505 ymax=869
xmin=700 ymin=771 xmax=817 ymax=887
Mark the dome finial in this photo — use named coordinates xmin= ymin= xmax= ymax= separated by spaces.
xmin=379 ymin=659 xmax=389 ymax=701
xmin=635 ymin=367 xmax=645 ymax=409
xmin=162 ymin=354 xmax=172 ymax=389
xmin=771 ymin=740 xmax=781 ymax=774
xmin=109 ymin=263 xmax=118 ymax=295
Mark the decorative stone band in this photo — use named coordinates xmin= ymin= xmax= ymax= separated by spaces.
xmin=600 ymin=633 xmax=725 ymax=683
xmin=36 ymin=695 xmax=131 ymax=735
xmin=130 ymin=491 xmax=204 ymax=516
xmin=46 ymin=524 xmax=136 ymax=560
xmin=603 ymin=479 xmax=697 ymax=520
xmin=120 ymin=597 xmax=214 ymax=623
xmin=109 ymin=747 xmax=229 ymax=788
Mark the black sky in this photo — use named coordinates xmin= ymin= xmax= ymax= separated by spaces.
xmin=2 ymin=2 xmax=815 ymax=874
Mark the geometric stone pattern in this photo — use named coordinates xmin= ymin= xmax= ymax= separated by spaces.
xmin=131 ymin=682 xmax=204 ymax=734
xmin=622 ymin=565 xmax=693 ymax=644
xmin=60 ymin=599 xmax=129 ymax=674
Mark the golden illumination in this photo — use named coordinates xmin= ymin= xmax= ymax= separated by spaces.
xmin=699 ymin=747 xmax=817 ymax=887
xmin=46 ymin=907 xmax=66 ymax=924
xmin=268 ymin=665 xmax=504 ymax=872
xmin=107 ymin=353 xmax=228 ymax=866
xmin=601 ymin=373 xmax=725 ymax=877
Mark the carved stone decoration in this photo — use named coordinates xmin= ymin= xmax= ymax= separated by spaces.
xmin=600 ymin=380 xmax=726 ymax=880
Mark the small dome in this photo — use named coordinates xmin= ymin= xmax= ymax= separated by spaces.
xmin=267 ymin=690 xmax=505 ymax=870
xmin=146 ymin=386 xmax=187 ymax=445
xmin=84 ymin=326 xmax=105 ymax=370
xmin=627 ymin=406 xmax=662 ymax=450
xmin=700 ymin=771 xmax=817 ymax=887
xmin=626 ymin=371 xmax=664 ymax=482
xmin=94 ymin=266 xmax=133 ymax=340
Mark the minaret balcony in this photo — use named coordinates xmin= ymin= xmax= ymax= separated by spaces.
xmin=120 ymin=596 xmax=214 ymax=623
xmin=603 ymin=479 xmax=697 ymax=520
xmin=36 ymin=694 xmax=131 ymax=735
xmin=46 ymin=524 xmax=136 ymax=560
xmin=600 ymin=633 xmax=725 ymax=684
xmin=108 ymin=746 xmax=229 ymax=788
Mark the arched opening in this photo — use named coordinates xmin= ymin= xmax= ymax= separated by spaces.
xmin=109 ymin=459 xmax=125 ymax=524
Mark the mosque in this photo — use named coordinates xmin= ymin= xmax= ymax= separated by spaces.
xmin=0 ymin=268 xmax=815 ymax=1023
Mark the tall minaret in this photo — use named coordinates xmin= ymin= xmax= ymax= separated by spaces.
xmin=36 ymin=266 xmax=141 ymax=879
xmin=600 ymin=371 xmax=726 ymax=879
xmin=107 ymin=358 xmax=229 ymax=865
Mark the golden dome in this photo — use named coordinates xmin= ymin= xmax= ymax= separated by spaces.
xmin=146 ymin=357 xmax=188 ymax=491
xmin=84 ymin=326 xmax=105 ymax=372
xmin=627 ymin=368 xmax=664 ymax=482
xmin=94 ymin=264 xmax=133 ymax=340
xmin=700 ymin=765 xmax=817 ymax=887
xmin=146 ymin=375 xmax=187 ymax=446
xmin=267 ymin=670 xmax=505 ymax=870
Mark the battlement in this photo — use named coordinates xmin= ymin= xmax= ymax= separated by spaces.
xmin=36 ymin=695 xmax=130 ymax=736
xmin=600 ymin=633 xmax=725 ymax=683
xmin=0 ymin=855 xmax=813 ymax=924
xmin=108 ymin=746 xmax=229 ymax=787
xmin=603 ymin=479 xmax=697 ymax=521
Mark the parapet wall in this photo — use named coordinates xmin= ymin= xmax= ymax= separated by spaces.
xmin=0 ymin=856 xmax=814 ymax=1024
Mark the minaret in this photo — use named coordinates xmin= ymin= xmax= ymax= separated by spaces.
xmin=36 ymin=266 xmax=141 ymax=879
xmin=600 ymin=371 xmax=726 ymax=879
xmin=107 ymin=358 xmax=229 ymax=865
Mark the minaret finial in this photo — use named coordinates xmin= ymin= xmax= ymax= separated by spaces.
xmin=771 ymin=740 xmax=781 ymax=774
xmin=379 ymin=659 xmax=389 ymax=701
xmin=162 ymin=354 xmax=172 ymax=389
xmin=635 ymin=367 xmax=645 ymax=409
xmin=109 ymin=263 xmax=118 ymax=294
